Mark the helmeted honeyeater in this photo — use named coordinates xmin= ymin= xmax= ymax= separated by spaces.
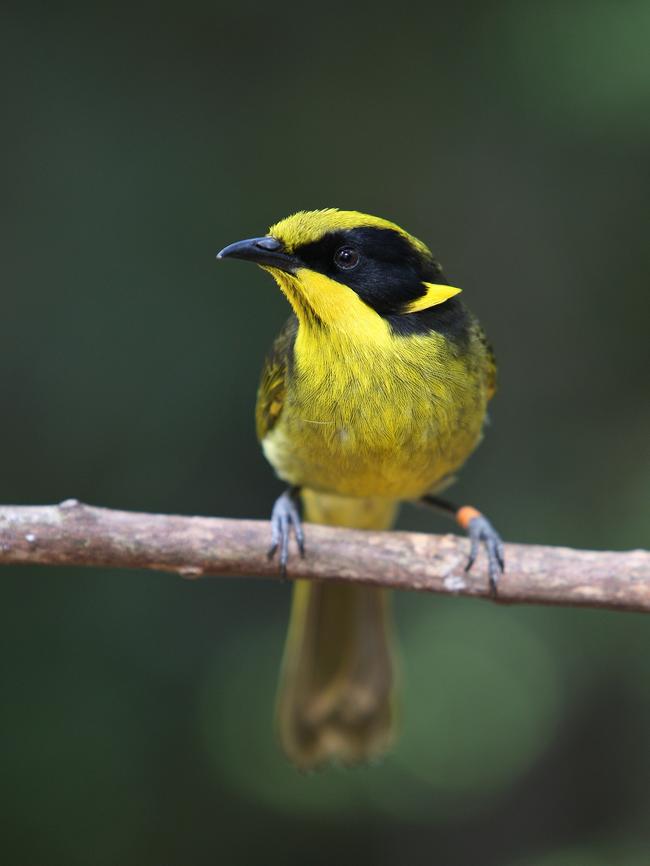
xmin=218 ymin=209 xmax=504 ymax=770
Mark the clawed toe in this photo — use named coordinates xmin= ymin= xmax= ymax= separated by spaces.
xmin=268 ymin=488 xmax=304 ymax=575
xmin=465 ymin=515 xmax=505 ymax=597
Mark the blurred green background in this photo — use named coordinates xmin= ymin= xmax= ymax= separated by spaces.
xmin=2 ymin=1 xmax=650 ymax=864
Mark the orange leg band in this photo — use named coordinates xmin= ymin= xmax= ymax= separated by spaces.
xmin=456 ymin=505 xmax=482 ymax=531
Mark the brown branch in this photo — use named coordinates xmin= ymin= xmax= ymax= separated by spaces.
xmin=0 ymin=500 xmax=648 ymax=612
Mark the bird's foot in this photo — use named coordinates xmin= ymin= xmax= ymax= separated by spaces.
xmin=458 ymin=507 xmax=504 ymax=597
xmin=268 ymin=487 xmax=304 ymax=575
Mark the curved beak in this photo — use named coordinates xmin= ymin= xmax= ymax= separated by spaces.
xmin=216 ymin=236 xmax=297 ymax=272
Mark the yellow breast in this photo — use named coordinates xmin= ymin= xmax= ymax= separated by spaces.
xmin=261 ymin=323 xmax=489 ymax=500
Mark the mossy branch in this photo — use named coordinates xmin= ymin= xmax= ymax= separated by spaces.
xmin=0 ymin=501 xmax=648 ymax=613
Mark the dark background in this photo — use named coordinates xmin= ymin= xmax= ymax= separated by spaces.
xmin=2 ymin=2 xmax=650 ymax=864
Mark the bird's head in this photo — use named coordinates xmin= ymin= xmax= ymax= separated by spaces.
xmin=217 ymin=209 xmax=461 ymax=338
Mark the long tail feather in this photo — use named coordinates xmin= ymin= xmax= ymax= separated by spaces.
xmin=276 ymin=492 xmax=399 ymax=769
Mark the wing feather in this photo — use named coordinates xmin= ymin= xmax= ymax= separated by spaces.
xmin=255 ymin=315 xmax=298 ymax=441
xmin=473 ymin=322 xmax=497 ymax=400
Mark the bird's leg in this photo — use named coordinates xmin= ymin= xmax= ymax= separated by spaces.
xmin=420 ymin=495 xmax=505 ymax=597
xmin=268 ymin=486 xmax=305 ymax=575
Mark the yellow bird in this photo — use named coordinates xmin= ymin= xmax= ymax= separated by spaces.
xmin=218 ymin=209 xmax=503 ymax=769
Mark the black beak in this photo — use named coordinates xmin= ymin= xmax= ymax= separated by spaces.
xmin=216 ymin=236 xmax=297 ymax=272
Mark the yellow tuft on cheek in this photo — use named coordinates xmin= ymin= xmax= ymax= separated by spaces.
xmin=404 ymin=283 xmax=462 ymax=313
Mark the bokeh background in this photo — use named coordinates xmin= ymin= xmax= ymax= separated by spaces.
xmin=2 ymin=2 xmax=650 ymax=864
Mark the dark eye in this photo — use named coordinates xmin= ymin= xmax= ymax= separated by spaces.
xmin=334 ymin=246 xmax=360 ymax=270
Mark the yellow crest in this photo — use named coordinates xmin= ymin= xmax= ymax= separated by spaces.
xmin=269 ymin=208 xmax=431 ymax=257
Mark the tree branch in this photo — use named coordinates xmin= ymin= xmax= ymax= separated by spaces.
xmin=0 ymin=500 xmax=648 ymax=613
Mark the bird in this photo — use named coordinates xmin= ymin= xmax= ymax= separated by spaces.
xmin=217 ymin=209 xmax=503 ymax=770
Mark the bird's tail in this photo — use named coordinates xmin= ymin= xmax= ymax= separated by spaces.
xmin=276 ymin=489 xmax=399 ymax=769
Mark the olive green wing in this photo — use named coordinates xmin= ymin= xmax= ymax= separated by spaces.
xmin=485 ymin=338 xmax=497 ymax=401
xmin=474 ymin=322 xmax=497 ymax=401
xmin=255 ymin=315 xmax=298 ymax=441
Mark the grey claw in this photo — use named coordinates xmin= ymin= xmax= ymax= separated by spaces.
xmin=465 ymin=515 xmax=505 ymax=596
xmin=280 ymin=515 xmax=290 ymax=573
xmin=268 ymin=489 xmax=304 ymax=573
xmin=496 ymin=539 xmax=505 ymax=572
xmin=295 ymin=523 xmax=305 ymax=557
xmin=465 ymin=533 xmax=480 ymax=573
